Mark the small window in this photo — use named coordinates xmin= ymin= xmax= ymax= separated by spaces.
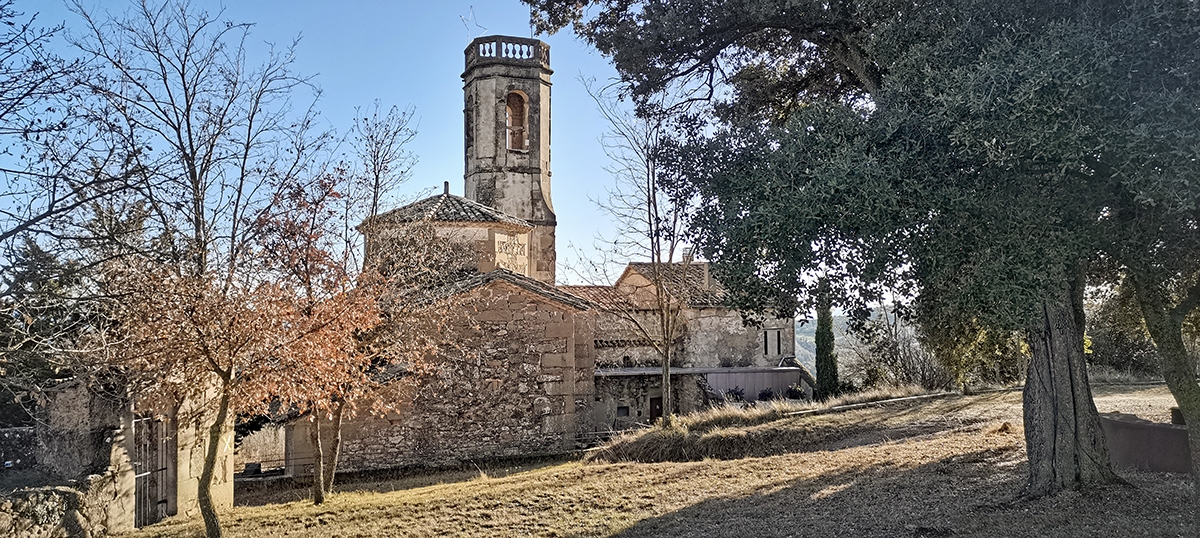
xmin=616 ymin=406 xmax=630 ymax=417
xmin=764 ymin=329 xmax=782 ymax=356
xmin=506 ymin=91 xmax=528 ymax=151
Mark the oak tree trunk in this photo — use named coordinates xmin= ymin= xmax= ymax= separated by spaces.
xmin=322 ymin=399 xmax=346 ymax=493
xmin=198 ymin=383 xmax=230 ymax=538
xmin=1022 ymin=273 xmax=1117 ymax=497
xmin=1129 ymin=276 xmax=1200 ymax=531
xmin=309 ymin=406 xmax=326 ymax=505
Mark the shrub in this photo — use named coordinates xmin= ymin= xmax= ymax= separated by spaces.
xmin=724 ymin=386 xmax=745 ymax=402
xmin=757 ymin=387 xmax=775 ymax=401
xmin=845 ymin=306 xmax=956 ymax=390
xmin=1086 ymin=283 xmax=1160 ymax=375
xmin=785 ymin=383 xmax=806 ymax=400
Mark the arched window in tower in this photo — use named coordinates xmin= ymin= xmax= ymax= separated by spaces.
xmin=506 ymin=91 xmax=528 ymax=151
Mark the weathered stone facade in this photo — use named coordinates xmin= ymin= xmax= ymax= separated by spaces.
xmin=287 ymin=273 xmax=593 ymax=473
xmin=562 ymin=262 xmax=802 ymax=426
xmin=587 ymin=307 xmax=796 ymax=370
xmin=291 ymin=34 xmax=802 ymax=474
xmin=591 ymin=374 xmax=707 ymax=431
xmin=463 ymin=36 xmax=556 ymax=284
xmin=21 ymin=380 xmax=232 ymax=531
xmin=0 ymin=381 xmax=139 ymax=536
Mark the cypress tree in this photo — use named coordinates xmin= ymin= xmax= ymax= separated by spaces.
xmin=815 ymin=279 xmax=838 ymax=400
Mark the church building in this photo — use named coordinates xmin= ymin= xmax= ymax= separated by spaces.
xmin=279 ymin=35 xmax=802 ymax=474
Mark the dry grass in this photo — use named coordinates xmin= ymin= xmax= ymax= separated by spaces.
xmin=129 ymin=384 xmax=1190 ymax=538
xmin=673 ymin=384 xmax=936 ymax=434
xmin=1087 ymin=364 xmax=1165 ymax=385
xmin=591 ymin=384 xmax=943 ymax=463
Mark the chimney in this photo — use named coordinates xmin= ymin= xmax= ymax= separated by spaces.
xmin=444 ymin=181 xmax=450 ymax=195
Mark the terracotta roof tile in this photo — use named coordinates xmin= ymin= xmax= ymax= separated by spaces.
xmin=556 ymin=285 xmax=630 ymax=307
xmin=621 ymin=262 xmax=726 ymax=307
xmin=363 ymin=192 xmax=532 ymax=232
xmin=439 ymin=269 xmax=593 ymax=310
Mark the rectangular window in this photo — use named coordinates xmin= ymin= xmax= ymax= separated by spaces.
xmin=763 ymin=331 xmax=769 ymax=355
xmin=616 ymin=406 xmax=630 ymax=417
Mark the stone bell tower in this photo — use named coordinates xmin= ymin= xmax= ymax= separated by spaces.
xmin=463 ymin=36 xmax=556 ymax=284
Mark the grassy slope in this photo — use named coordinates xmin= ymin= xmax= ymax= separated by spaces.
xmin=133 ymin=386 xmax=1190 ymax=538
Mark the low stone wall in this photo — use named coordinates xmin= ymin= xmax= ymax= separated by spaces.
xmin=592 ymin=374 xmax=706 ymax=431
xmin=0 ymin=469 xmax=128 ymax=538
xmin=0 ymin=427 xmax=35 ymax=470
xmin=1099 ymin=412 xmax=1192 ymax=473
xmin=237 ymin=424 xmax=286 ymax=473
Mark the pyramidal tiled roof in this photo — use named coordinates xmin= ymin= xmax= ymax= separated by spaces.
xmin=363 ymin=187 xmax=532 ymax=232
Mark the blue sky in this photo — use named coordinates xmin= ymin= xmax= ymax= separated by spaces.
xmin=31 ymin=0 xmax=623 ymax=284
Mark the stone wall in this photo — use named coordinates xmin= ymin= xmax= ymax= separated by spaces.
xmin=1 ymin=381 xmax=136 ymax=536
xmin=0 ymin=468 xmax=131 ymax=538
xmin=684 ymin=310 xmax=795 ymax=368
xmin=287 ymin=280 xmax=593 ymax=474
xmin=592 ymin=308 xmax=796 ymax=369
xmin=236 ymin=424 xmax=286 ymax=473
xmin=591 ymin=374 xmax=706 ymax=431
xmin=462 ymin=36 xmax=557 ymax=285
xmin=34 ymin=383 xmax=130 ymax=482
xmin=0 ymin=427 xmax=34 ymax=470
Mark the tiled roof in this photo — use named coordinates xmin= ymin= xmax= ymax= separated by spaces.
xmin=620 ymin=262 xmax=726 ymax=307
xmin=363 ymin=192 xmax=532 ymax=233
xmin=439 ymin=269 xmax=593 ymax=310
xmin=556 ymin=285 xmax=631 ymax=307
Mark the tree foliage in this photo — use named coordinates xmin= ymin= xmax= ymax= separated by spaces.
xmin=523 ymin=0 xmax=1200 ymax=499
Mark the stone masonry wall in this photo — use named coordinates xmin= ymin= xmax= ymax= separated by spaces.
xmin=591 ymin=374 xmax=706 ymax=431
xmin=289 ymin=280 xmax=594 ymax=473
xmin=0 ymin=468 xmax=130 ymax=538
xmin=592 ymin=308 xmax=796 ymax=369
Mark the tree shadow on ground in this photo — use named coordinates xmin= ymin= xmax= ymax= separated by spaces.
xmin=601 ymin=449 xmax=1190 ymax=538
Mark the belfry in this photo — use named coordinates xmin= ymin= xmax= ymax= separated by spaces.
xmin=462 ymin=36 xmax=557 ymax=284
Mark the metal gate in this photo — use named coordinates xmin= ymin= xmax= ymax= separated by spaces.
xmin=132 ymin=415 xmax=170 ymax=528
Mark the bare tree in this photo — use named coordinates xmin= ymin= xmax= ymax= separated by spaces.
xmin=351 ymin=100 xmax=417 ymax=219
xmin=69 ymin=1 xmax=327 ymax=535
xmin=0 ymin=2 xmax=94 ymax=256
xmin=584 ymin=79 xmax=692 ymax=426
xmin=254 ymin=162 xmax=468 ymax=504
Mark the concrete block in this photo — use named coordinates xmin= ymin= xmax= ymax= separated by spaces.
xmin=1100 ymin=413 xmax=1192 ymax=473
xmin=540 ymin=353 xmax=570 ymax=368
